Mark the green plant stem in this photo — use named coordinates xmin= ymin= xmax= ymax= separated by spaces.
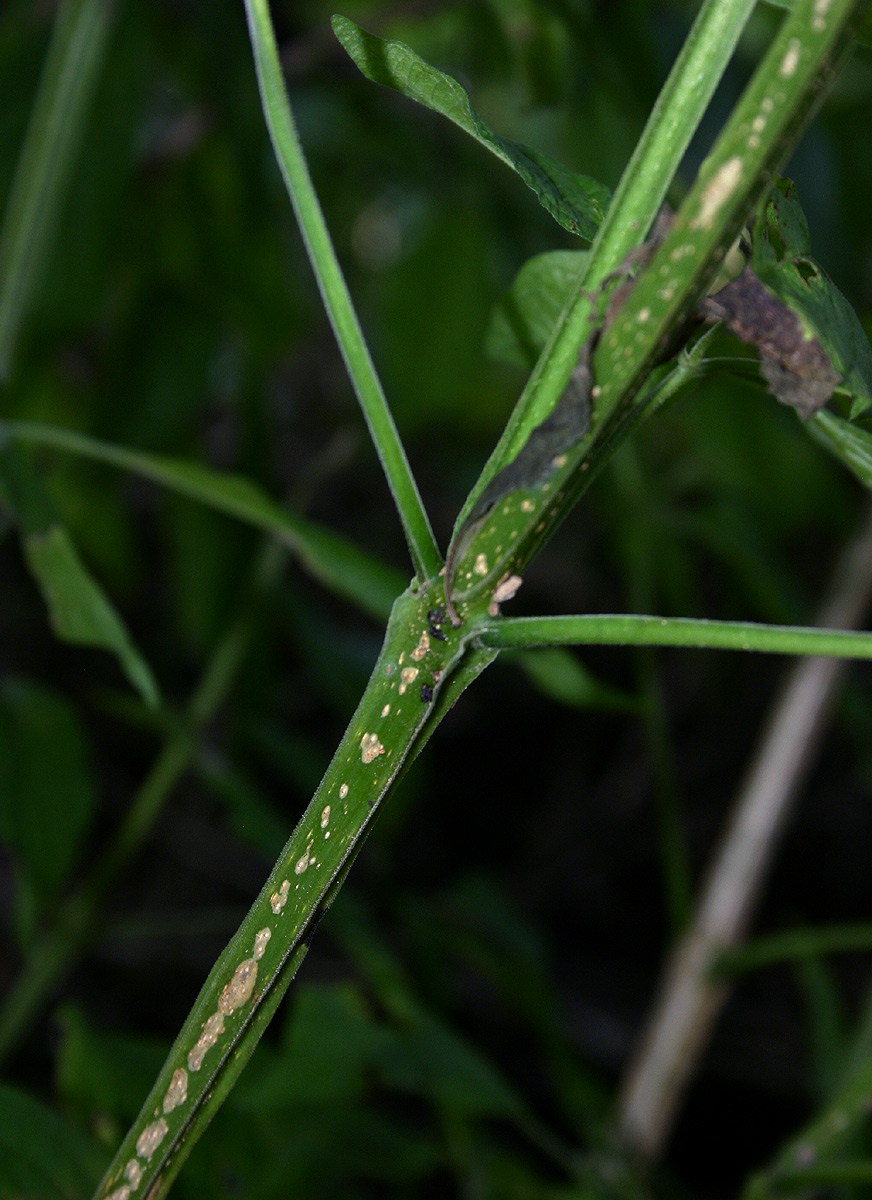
xmin=456 ymin=0 xmax=757 ymax=521
xmin=92 ymin=574 xmax=488 ymax=1200
xmin=481 ymin=614 xmax=872 ymax=659
xmin=0 ymin=542 xmax=284 ymax=1066
xmin=445 ymin=0 xmax=869 ymax=631
xmin=0 ymin=0 xmax=115 ymax=380
xmin=242 ymin=0 xmax=441 ymax=581
xmin=92 ymin=4 xmax=870 ymax=1195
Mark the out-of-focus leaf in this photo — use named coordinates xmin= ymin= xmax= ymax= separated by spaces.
xmin=2 ymin=421 xmax=404 ymax=620
xmin=331 ymin=15 xmax=610 ymax=239
xmin=809 ymin=409 xmax=872 ymax=488
xmin=55 ymin=1006 xmax=169 ymax=1125
xmin=0 ymin=1083 xmax=103 ymax=1200
xmin=486 ymin=249 xmax=588 ymax=369
xmin=376 ymin=1012 xmax=525 ymax=1119
xmin=237 ymin=982 xmax=384 ymax=1110
xmin=0 ymin=677 xmax=95 ymax=907
xmin=506 ymin=647 xmax=639 ymax=712
xmin=23 ymin=525 xmax=159 ymax=707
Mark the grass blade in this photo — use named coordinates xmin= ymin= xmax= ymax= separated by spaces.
xmin=1 ymin=419 xmax=403 ymax=620
xmin=0 ymin=0 xmax=115 ymax=379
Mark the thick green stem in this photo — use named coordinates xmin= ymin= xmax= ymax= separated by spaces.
xmin=93 ymin=576 xmax=488 ymax=1200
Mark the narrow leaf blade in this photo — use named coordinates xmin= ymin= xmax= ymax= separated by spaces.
xmin=23 ymin=525 xmax=159 ymax=708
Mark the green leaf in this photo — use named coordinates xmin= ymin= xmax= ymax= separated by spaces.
xmin=331 ymin=15 xmax=609 ymax=239
xmin=23 ymin=525 xmax=159 ymax=708
xmin=753 ymin=177 xmax=812 ymax=266
xmin=55 ymin=1006 xmax=170 ymax=1125
xmin=2 ymin=421 xmax=404 ymax=620
xmin=0 ymin=677 xmax=95 ymax=909
xmin=809 ymin=409 xmax=872 ymax=488
xmin=0 ymin=1084 xmax=103 ymax=1200
xmin=506 ymin=648 xmax=640 ymax=713
xmin=237 ymin=983 xmax=382 ymax=1109
xmin=376 ymin=1013 xmax=525 ymax=1119
xmin=486 ymin=250 xmax=588 ymax=369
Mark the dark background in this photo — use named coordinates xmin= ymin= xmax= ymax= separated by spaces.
xmin=1 ymin=2 xmax=872 ymax=1197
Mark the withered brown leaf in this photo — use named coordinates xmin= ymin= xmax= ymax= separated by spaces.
xmin=700 ymin=269 xmax=840 ymax=419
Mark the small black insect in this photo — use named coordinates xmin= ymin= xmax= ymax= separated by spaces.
xmin=427 ymin=607 xmax=448 ymax=641
xmin=421 ymin=683 xmax=434 ymax=704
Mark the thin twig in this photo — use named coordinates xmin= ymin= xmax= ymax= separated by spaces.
xmin=614 ymin=501 xmax=872 ymax=1162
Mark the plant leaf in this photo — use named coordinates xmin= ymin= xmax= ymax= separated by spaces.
xmin=331 ymin=15 xmax=609 ymax=239
xmin=0 ymin=677 xmax=96 ymax=913
xmin=701 ymin=268 xmax=841 ymax=419
xmin=506 ymin=647 xmax=640 ymax=712
xmin=0 ymin=1083 xmax=104 ymax=1200
xmin=2 ymin=421 xmax=404 ymax=620
xmin=486 ymin=250 xmax=588 ymax=369
xmin=23 ymin=525 xmax=159 ymax=708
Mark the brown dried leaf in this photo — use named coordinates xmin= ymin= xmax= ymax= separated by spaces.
xmin=700 ymin=269 xmax=840 ymax=419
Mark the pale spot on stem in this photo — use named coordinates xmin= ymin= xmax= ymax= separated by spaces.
xmin=779 ymin=38 xmax=801 ymax=77
xmin=492 ymin=575 xmax=523 ymax=605
xmin=135 ymin=1118 xmax=169 ymax=1162
xmin=692 ymin=156 xmax=743 ymax=230
xmin=188 ymin=1011 xmax=225 ymax=1071
xmin=398 ymin=666 xmax=418 ymax=695
xmin=411 ymin=630 xmax=430 ymax=661
xmin=219 ymin=959 xmax=258 ymax=1014
xmin=320 ymin=805 xmax=331 ymax=829
xmin=124 ymin=1160 xmax=142 ymax=1188
xmin=162 ymin=1068 xmax=188 ymax=1114
xmin=360 ymin=732 xmax=385 ymax=764
xmin=270 ymin=879 xmax=290 ymax=913
xmin=295 ymin=851 xmax=310 ymax=875
xmin=253 ymin=927 xmax=271 ymax=960
xmin=473 ymin=553 xmax=488 ymax=576
xmin=339 ymin=783 xmax=349 ymax=799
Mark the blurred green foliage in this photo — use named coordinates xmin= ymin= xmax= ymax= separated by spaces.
xmin=1 ymin=1 xmax=872 ymax=1198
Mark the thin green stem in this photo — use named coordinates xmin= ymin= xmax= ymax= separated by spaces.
xmin=0 ymin=542 xmax=285 ymax=1065
xmin=0 ymin=0 xmax=115 ymax=380
xmin=481 ymin=614 xmax=872 ymax=660
xmin=242 ymin=0 xmax=441 ymax=581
